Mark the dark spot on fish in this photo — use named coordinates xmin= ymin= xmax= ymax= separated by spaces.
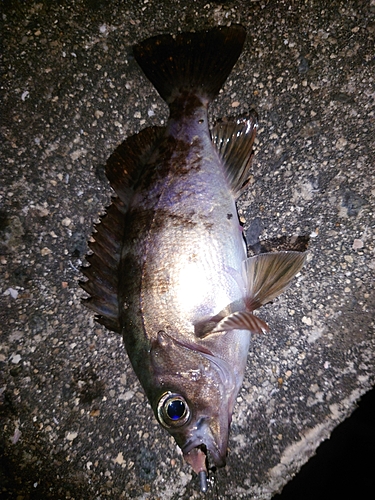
xmin=119 ymin=255 xmax=148 ymax=369
xmin=169 ymin=91 xmax=205 ymax=119
xmin=169 ymin=212 xmax=197 ymax=227
xmin=117 ymin=253 xmax=144 ymax=332
xmin=120 ymin=252 xmax=142 ymax=285
xmin=130 ymin=132 xmax=203 ymax=194
xmin=164 ymin=136 xmax=192 ymax=174
xmin=190 ymin=153 xmax=202 ymax=172
xmin=125 ymin=207 xmax=156 ymax=234
xmin=129 ymin=134 xmax=191 ymax=192
xmin=227 ymin=213 xmax=233 ymax=220
xmin=125 ymin=206 xmax=198 ymax=259
xmin=198 ymin=119 xmax=204 ymax=124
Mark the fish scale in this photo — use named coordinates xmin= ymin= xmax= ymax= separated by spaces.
xmin=81 ymin=24 xmax=307 ymax=492
xmin=139 ymin=118 xmax=245 ymax=337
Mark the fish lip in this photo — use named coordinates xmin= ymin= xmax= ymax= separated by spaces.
xmin=182 ymin=437 xmax=226 ymax=468
xmin=183 ymin=444 xmax=208 ymax=476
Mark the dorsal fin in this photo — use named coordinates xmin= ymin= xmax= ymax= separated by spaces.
xmin=105 ymin=126 xmax=165 ymax=206
xmin=211 ymin=112 xmax=258 ymax=198
xmin=80 ymin=197 xmax=125 ymax=332
xmin=80 ymin=126 xmax=165 ymax=333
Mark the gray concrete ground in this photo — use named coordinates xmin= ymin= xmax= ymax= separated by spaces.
xmin=1 ymin=1 xmax=374 ymax=498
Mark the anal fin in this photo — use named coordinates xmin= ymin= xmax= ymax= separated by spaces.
xmin=211 ymin=111 xmax=258 ymax=198
xmin=244 ymin=251 xmax=307 ymax=311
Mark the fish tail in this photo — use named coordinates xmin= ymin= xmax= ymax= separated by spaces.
xmin=133 ymin=25 xmax=246 ymax=105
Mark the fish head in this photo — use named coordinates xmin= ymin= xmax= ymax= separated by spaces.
xmin=149 ymin=330 xmax=237 ymax=473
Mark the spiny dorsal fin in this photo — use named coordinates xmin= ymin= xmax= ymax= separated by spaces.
xmin=81 ymin=127 xmax=165 ymax=333
xmin=105 ymin=126 xmax=165 ymax=206
xmin=211 ymin=112 xmax=258 ymax=198
xmin=133 ymin=25 xmax=246 ymax=104
xmin=244 ymin=251 xmax=307 ymax=311
xmin=80 ymin=197 xmax=125 ymax=333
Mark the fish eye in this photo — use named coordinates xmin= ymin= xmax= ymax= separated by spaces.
xmin=157 ymin=392 xmax=191 ymax=428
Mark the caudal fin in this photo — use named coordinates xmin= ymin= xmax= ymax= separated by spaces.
xmin=133 ymin=25 xmax=246 ymax=105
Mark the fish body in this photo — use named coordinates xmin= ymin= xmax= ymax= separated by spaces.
xmin=81 ymin=25 xmax=306 ymax=489
xmin=122 ymin=110 xmax=251 ymax=469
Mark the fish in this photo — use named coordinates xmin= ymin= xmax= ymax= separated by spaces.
xmin=81 ymin=24 xmax=306 ymax=492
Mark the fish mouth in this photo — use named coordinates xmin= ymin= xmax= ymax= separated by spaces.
xmin=183 ymin=444 xmax=211 ymax=494
xmin=182 ymin=427 xmax=228 ymax=472
xmin=183 ymin=444 xmax=208 ymax=474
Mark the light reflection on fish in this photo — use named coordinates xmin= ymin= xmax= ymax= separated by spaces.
xmin=81 ymin=25 xmax=306 ymax=492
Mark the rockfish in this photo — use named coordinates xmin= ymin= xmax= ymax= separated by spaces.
xmin=81 ymin=25 xmax=306 ymax=492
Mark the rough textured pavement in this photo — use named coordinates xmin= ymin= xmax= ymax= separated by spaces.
xmin=1 ymin=1 xmax=374 ymax=498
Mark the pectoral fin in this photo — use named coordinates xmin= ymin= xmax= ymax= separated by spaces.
xmin=244 ymin=251 xmax=307 ymax=311
xmin=195 ymin=251 xmax=306 ymax=339
xmin=195 ymin=310 xmax=268 ymax=338
xmin=213 ymin=311 xmax=269 ymax=334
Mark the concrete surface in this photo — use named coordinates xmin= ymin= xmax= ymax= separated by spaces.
xmin=1 ymin=0 xmax=374 ymax=498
